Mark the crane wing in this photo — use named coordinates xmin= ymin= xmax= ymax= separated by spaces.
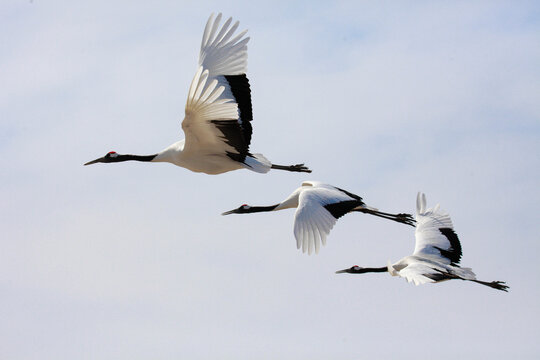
xmin=181 ymin=67 xmax=244 ymax=158
xmin=293 ymin=185 xmax=361 ymax=255
xmin=396 ymin=262 xmax=439 ymax=286
xmin=180 ymin=13 xmax=253 ymax=159
xmin=199 ymin=13 xmax=249 ymax=77
xmin=413 ymin=193 xmax=462 ymax=265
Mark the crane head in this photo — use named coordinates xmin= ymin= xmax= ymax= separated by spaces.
xmin=84 ymin=151 xmax=119 ymax=166
xmin=336 ymin=265 xmax=388 ymax=274
xmin=221 ymin=204 xmax=251 ymax=215
xmin=335 ymin=265 xmax=363 ymax=274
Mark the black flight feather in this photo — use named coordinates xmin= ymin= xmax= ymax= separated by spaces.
xmin=435 ymin=228 xmax=463 ymax=265
xmin=224 ymin=74 xmax=253 ymax=146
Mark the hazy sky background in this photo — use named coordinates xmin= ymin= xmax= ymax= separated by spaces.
xmin=1 ymin=1 xmax=539 ymax=359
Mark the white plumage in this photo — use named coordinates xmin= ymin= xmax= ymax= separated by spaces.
xmin=222 ymin=181 xmax=414 ymax=255
xmin=85 ymin=13 xmax=310 ymax=175
xmin=388 ymin=193 xmax=480 ymax=285
xmin=412 ymin=193 xmax=454 ymax=261
xmin=336 ymin=193 xmax=508 ymax=292
xmin=290 ymin=182 xmax=355 ymax=254
xmin=199 ymin=14 xmax=248 ymax=76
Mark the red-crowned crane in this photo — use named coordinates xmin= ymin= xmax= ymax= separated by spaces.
xmin=222 ymin=181 xmax=414 ymax=255
xmin=336 ymin=193 xmax=508 ymax=292
xmin=85 ymin=13 xmax=310 ymax=175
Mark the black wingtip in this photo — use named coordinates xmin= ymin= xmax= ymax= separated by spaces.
xmin=438 ymin=228 xmax=462 ymax=264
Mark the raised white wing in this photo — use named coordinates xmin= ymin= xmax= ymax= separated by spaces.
xmin=293 ymin=185 xmax=356 ymax=255
xmin=413 ymin=193 xmax=462 ymax=264
xmin=181 ymin=14 xmax=252 ymax=156
xmin=182 ymin=67 xmax=239 ymax=153
xmin=199 ymin=13 xmax=249 ymax=77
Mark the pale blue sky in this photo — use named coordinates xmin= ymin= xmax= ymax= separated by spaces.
xmin=1 ymin=1 xmax=539 ymax=359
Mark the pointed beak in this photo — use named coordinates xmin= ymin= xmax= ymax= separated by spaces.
xmin=335 ymin=269 xmax=349 ymax=274
xmin=84 ymin=157 xmax=105 ymax=166
xmin=221 ymin=209 xmax=237 ymax=216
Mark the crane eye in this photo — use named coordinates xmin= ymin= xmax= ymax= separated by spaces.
xmin=107 ymin=151 xmax=118 ymax=157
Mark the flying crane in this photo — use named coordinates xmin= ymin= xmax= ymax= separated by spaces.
xmin=336 ymin=193 xmax=508 ymax=291
xmin=85 ymin=13 xmax=310 ymax=175
xmin=222 ymin=181 xmax=414 ymax=255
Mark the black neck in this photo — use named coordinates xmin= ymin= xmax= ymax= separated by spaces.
xmin=244 ymin=204 xmax=279 ymax=213
xmin=112 ymin=154 xmax=157 ymax=162
xmin=350 ymin=266 xmax=387 ymax=274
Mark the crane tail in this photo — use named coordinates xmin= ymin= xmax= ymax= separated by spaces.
xmin=243 ymin=153 xmax=271 ymax=173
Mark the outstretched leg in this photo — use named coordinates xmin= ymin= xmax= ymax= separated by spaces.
xmin=354 ymin=208 xmax=415 ymax=227
xmin=271 ymin=163 xmax=312 ymax=173
xmin=470 ymin=279 xmax=509 ymax=292
xmin=429 ymin=269 xmax=509 ymax=292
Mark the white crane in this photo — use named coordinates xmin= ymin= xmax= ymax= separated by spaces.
xmin=336 ymin=193 xmax=508 ymax=291
xmin=222 ymin=181 xmax=414 ymax=255
xmin=84 ymin=13 xmax=310 ymax=175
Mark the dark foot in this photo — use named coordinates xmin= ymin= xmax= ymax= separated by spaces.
xmin=353 ymin=209 xmax=416 ymax=227
xmin=472 ymin=279 xmax=509 ymax=292
xmin=487 ymin=281 xmax=509 ymax=292
xmin=271 ymin=163 xmax=312 ymax=173
xmin=396 ymin=213 xmax=416 ymax=227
